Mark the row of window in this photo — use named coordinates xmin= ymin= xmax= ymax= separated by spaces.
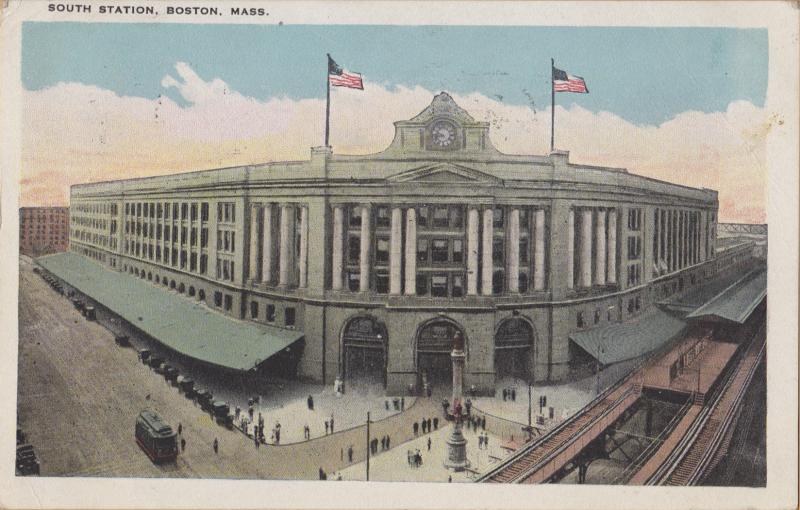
xmin=123 ymin=241 xmax=208 ymax=274
xmin=575 ymin=296 xmax=641 ymax=329
xmin=125 ymin=201 xmax=210 ymax=222
xmin=73 ymin=202 xmax=115 ymax=215
xmin=125 ymin=221 xmax=209 ymax=248
xmin=249 ymin=300 xmax=296 ymax=327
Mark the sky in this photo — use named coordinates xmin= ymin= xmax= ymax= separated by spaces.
xmin=20 ymin=22 xmax=769 ymax=222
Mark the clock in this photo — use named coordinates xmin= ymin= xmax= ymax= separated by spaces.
xmin=430 ymin=121 xmax=456 ymax=148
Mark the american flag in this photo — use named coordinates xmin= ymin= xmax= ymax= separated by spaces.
xmin=553 ymin=67 xmax=589 ymax=93
xmin=328 ymin=56 xmax=363 ymax=90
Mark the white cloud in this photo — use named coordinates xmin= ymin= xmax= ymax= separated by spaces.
xmin=21 ymin=63 xmax=768 ymax=223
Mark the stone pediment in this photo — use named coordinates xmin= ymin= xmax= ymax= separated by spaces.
xmin=387 ymin=163 xmax=502 ymax=185
xmin=409 ymin=92 xmax=476 ymax=124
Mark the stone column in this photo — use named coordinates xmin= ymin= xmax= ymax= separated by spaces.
xmin=249 ymin=204 xmax=261 ymax=281
xmin=567 ymin=209 xmax=575 ymax=289
xmin=404 ymin=208 xmax=417 ymax=295
xmin=298 ymin=206 xmax=309 ymax=288
xmin=331 ymin=206 xmax=344 ymax=290
xmin=534 ymin=209 xmax=546 ymax=291
xmin=481 ymin=208 xmax=494 ymax=296
xmin=507 ymin=208 xmax=520 ymax=293
xmin=466 ymin=208 xmax=480 ymax=295
xmin=389 ymin=207 xmax=403 ymax=295
xmin=595 ymin=209 xmax=607 ymax=285
xmin=580 ymin=209 xmax=593 ymax=287
xmin=359 ymin=205 xmax=371 ymax=293
xmin=607 ymin=209 xmax=617 ymax=284
xmin=261 ymin=204 xmax=273 ymax=284
xmin=278 ymin=204 xmax=292 ymax=287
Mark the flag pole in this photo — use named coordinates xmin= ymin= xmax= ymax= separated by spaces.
xmin=550 ymin=58 xmax=555 ymax=153
xmin=325 ymin=53 xmax=332 ymax=147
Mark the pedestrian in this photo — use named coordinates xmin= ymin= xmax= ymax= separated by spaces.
xmin=511 ymin=388 xmax=516 ymax=401
xmin=386 ymin=435 xmax=390 ymax=449
xmin=478 ymin=434 xmax=483 ymax=449
xmin=336 ymin=472 xmax=342 ymax=481
xmin=401 ymin=397 xmax=405 ymax=411
xmin=385 ymin=400 xmax=389 ymax=410
xmin=255 ymin=434 xmax=260 ymax=448
xmin=465 ymin=398 xmax=472 ymax=416
xmin=427 ymin=437 xmax=431 ymax=451
xmin=319 ymin=467 xmax=324 ymax=480
xmin=213 ymin=438 xmax=218 ymax=454
xmin=340 ymin=448 xmax=343 ymax=461
xmin=422 ymin=419 xmax=427 ymax=434
xmin=481 ymin=416 xmax=486 ymax=430
xmin=275 ymin=428 xmax=280 ymax=444
xmin=348 ymin=445 xmax=354 ymax=463
xmin=433 ymin=417 xmax=439 ymax=430
xmin=502 ymin=388 xmax=507 ymax=401
xmin=442 ymin=398 xmax=450 ymax=416
xmin=427 ymin=418 xmax=432 ymax=432
xmin=180 ymin=437 xmax=186 ymax=452
xmin=484 ymin=433 xmax=489 ymax=449
xmin=325 ymin=420 xmax=329 ymax=435
xmin=178 ymin=422 xmax=182 ymax=435
xmin=381 ymin=436 xmax=386 ymax=450
xmin=330 ymin=415 xmax=335 ymax=433
xmin=413 ymin=421 xmax=419 ymax=436
xmin=393 ymin=397 xmax=399 ymax=410
xmin=448 ymin=475 xmax=452 ymax=483
xmin=308 ymin=394 xmax=314 ymax=410
xmin=407 ymin=450 xmax=412 ymax=466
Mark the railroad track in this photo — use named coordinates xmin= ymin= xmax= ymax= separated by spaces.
xmin=645 ymin=320 xmax=766 ymax=486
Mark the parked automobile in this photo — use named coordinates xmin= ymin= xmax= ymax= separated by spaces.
xmin=148 ymin=355 xmax=164 ymax=369
xmin=154 ymin=362 xmax=170 ymax=375
xmin=16 ymin=444 xmax=40 ymax=476
xmin=84 ymin=306 xmax=96 ymax=321
xmin=115 ymin=335 xmax=130 ymax=347
xmin=178 ymin=377 xmax=195 ymax=396
xmin=212 ymin=401 xmax=233 ymax=428
xmin=164 ymin=367 xmax=179 ymax=384
xmin=138 ymin=349 xmax=151 ymax=363
xmin=195 ymin=390 xmax=213 ymax=411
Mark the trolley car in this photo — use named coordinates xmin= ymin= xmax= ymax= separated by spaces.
xmin=135 ymin=410 xmax=178 ymax=463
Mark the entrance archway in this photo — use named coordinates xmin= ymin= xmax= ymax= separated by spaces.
xmin=415 ymin=318 xmax=464 ymax=393
xmin=341 ymin=315 xmax=387 ymax=388
xmin=494 ymin=317 xmax=534 ymax=381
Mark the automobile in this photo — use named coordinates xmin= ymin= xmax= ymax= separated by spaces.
xmin=84 ymin=306 xmax=96 ymax=321
xmin=164 ymin=367 xmax=179 ymax=383
xmin=148 ymin=355 xmax=164 ymax=369
xmin=178 ymin=377 xmax=195 ymax=396
xmin=195 ymin=390 xmax=214 ymax=411
xmin=115 ymin=335 xmax=130 ymax=347
xmin=154 ymin=362 xmax=170 ymax=375
xmin=16 ymin=444 xmax=40 ymax=476
xmin=212 ymin=401 xmax=233 ymax=428
xmin=138 ymin=349 xmax=151 ymax=363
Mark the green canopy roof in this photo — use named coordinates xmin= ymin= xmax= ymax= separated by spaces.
xmin=37 ymin=252 xmax=303 ymax=371
xmin=569 ymin=307 xmax=687 ymax=365
xmin=686 ymin=267 xmax=766 ymax=324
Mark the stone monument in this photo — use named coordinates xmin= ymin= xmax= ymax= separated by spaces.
xmin=444 ymin=330 xmax=470 ymax=471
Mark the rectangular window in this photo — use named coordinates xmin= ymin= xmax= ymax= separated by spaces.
xmin=431 ymin=239 xmax=449 ymax=263
xmin=492 ymin=238 xmax=504 ymax=265
xmin=285 ymin=307 xmax=296 ymax=327
xmin=181 ymin=227 xmax=187 ymax=244
xmin=417 ymin=238 xmax=429 ymax=263
xmin=492 ymin=270 xmax=505 ymax=295
xmin=173 ymin=203 xmax=179 ymax=219
xmin=417 ymin=206 xmax=428 ymax=227
xmin=201 ymin=228 xmax=208 ymax=248
xmin=191 ymin=203 xmax=198 ymax=221
xmin=164 ymin=226 xmax=170 ymax=242
xmin=449 ymin=206 xmax=464 ymax=228
xmin=349 ymin=207 xmax=362 ymax=228
xmin=224 ymin=294 xmax=232 ymax=311
xmin=201 ymin=202 xmax=209 ymax=221
xmin=519 ymin=238 xmax=530 ymax=264
xmin=452 ymin=239 xmax=464 ymax=263
xmin=375 ymin=237 xmax=390 ymax=264
xmin=518 ymin=273 xmax=529 ymax=293
xmin=433 ymin=207 xmax=448 ymax=228
xmin=431 ymin=274 xmax=448 ymax=297
xmin=181 ymin=203 xmax=188 ymax=219
xmin=348 ymin=235 xmax=361 ymax=264
xmin=190 ymin=253 xmax=197 ymax=272
xmin=347 ymin=272 xmax=360 ymax=292
xmin=266 ymin=304 xmax=276 ymax=322
xmin=452 ymin=274 xmax=464 ymax=297
xmin=493 ymin=207 xmax=504 ymax=228
xmin=200 ymin=254 xmax=207 ymax=274
xmin=250 ymin=301 xmax=259 ymax=319
xmin=577 ymin=311 xmax=585 ymax=328
xmin=376 ymin=206 xmax=390 ymax=228
xmin=416 ymin=273 xmax=428 ymax=295
xmin=214 ymin=291 xmax=223 ymax=307
xmin=375 ymin=272 xmax=389 ymax=294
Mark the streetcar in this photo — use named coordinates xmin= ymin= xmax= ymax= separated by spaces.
xmin=135 ymin=410 xmax=178 ymax=463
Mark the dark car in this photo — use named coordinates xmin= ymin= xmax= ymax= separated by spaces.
xmin=148 ymin=355 xmax=164 ymax=369
xmin=212 ymin=401 xmax=233 ymax=428
xmin=115 ymin=335 xmax=130 ymax=347
xmin=138 ymin=349 xmax=151 ymax=362
xmin=196 ymin=390 xmax=214 ymax=411
xmin=155 ymin=362 xmax=170 ymax=375
xmin=178 ymin=377 xmax=195 ymax=396
xmin=84 ymin=306 xmax=96 ymax=321
xmin=164 ymin=367 xmax=179 ymax=383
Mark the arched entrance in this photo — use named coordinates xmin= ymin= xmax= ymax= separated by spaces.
xmin=494 ymin=317 xmax=534 ymax=381
xmin=416 ymin=319 xmax=464 ymax=392
xmin=342 ymin=315 xmax=387 ymax=388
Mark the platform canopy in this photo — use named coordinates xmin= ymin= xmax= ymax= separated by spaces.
xmin=36 ymin=252 xmax=303 ymax=371
xmin=569 ymin=307 xmax=687 ymax=365
xmin=686 ymin=267 xmax=766 ymax=324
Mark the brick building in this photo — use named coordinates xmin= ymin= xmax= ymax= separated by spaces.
xmin=19 ymin=207 xmax=69 ymax=256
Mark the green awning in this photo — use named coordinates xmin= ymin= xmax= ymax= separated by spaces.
xmin=569 ymin=307 xmax=687 ymax=365
xmin=686 ymin=267 xmax=766 ymax=324
xmin=36 ymin=252 xmax=303 ymax=371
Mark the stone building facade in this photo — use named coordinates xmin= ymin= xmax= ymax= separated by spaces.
xmin=68 ymin=92 xmax=725 ymax=394
xmin=20 ymin=206 xmax=69 ymax=256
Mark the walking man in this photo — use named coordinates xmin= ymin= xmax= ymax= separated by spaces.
xmin=401 ymin=397 xmax=405 ymax=411
xmin=178 ymin=422 xmax=182 ymax=435
xmin=330 ymin=415 xmax=335 ymax=433
xmin=413 ymin=421 xmax=419 ymax=436
xmin=421 ymin=419 xmax=427 ymax=434
xmin=213 ymin=438 xmax=219 ymax=454
xmin=386 ymin=435 xmax=390 ymax=449
xmin=427 ymin=437 xmax=431 ymax=451
xmin=180 ymin=437 xmax=186 ymax=452
xmin=325 ymin=420 xmax=329 ymax=435
xmin=348 ymin=445 xmax=354 ymax=463
xmin=426 ymin=418 xmax=432 ymax=432
xmin=307 ymin=394 xmax=314 ymax=410
xmin=433 ymin=417 xmax=439 ymax=430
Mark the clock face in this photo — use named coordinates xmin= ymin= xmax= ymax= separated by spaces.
xmin=430 ymin=121 xmax=456 ymax=148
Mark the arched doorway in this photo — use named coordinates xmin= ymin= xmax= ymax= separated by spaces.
xmin=416 ymin=319 xmax=464 ymax=392
xmin=494 ymin=318 xmax=534 ymax=381
xmin=341 ymin=315 xmax=387 ymax=388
